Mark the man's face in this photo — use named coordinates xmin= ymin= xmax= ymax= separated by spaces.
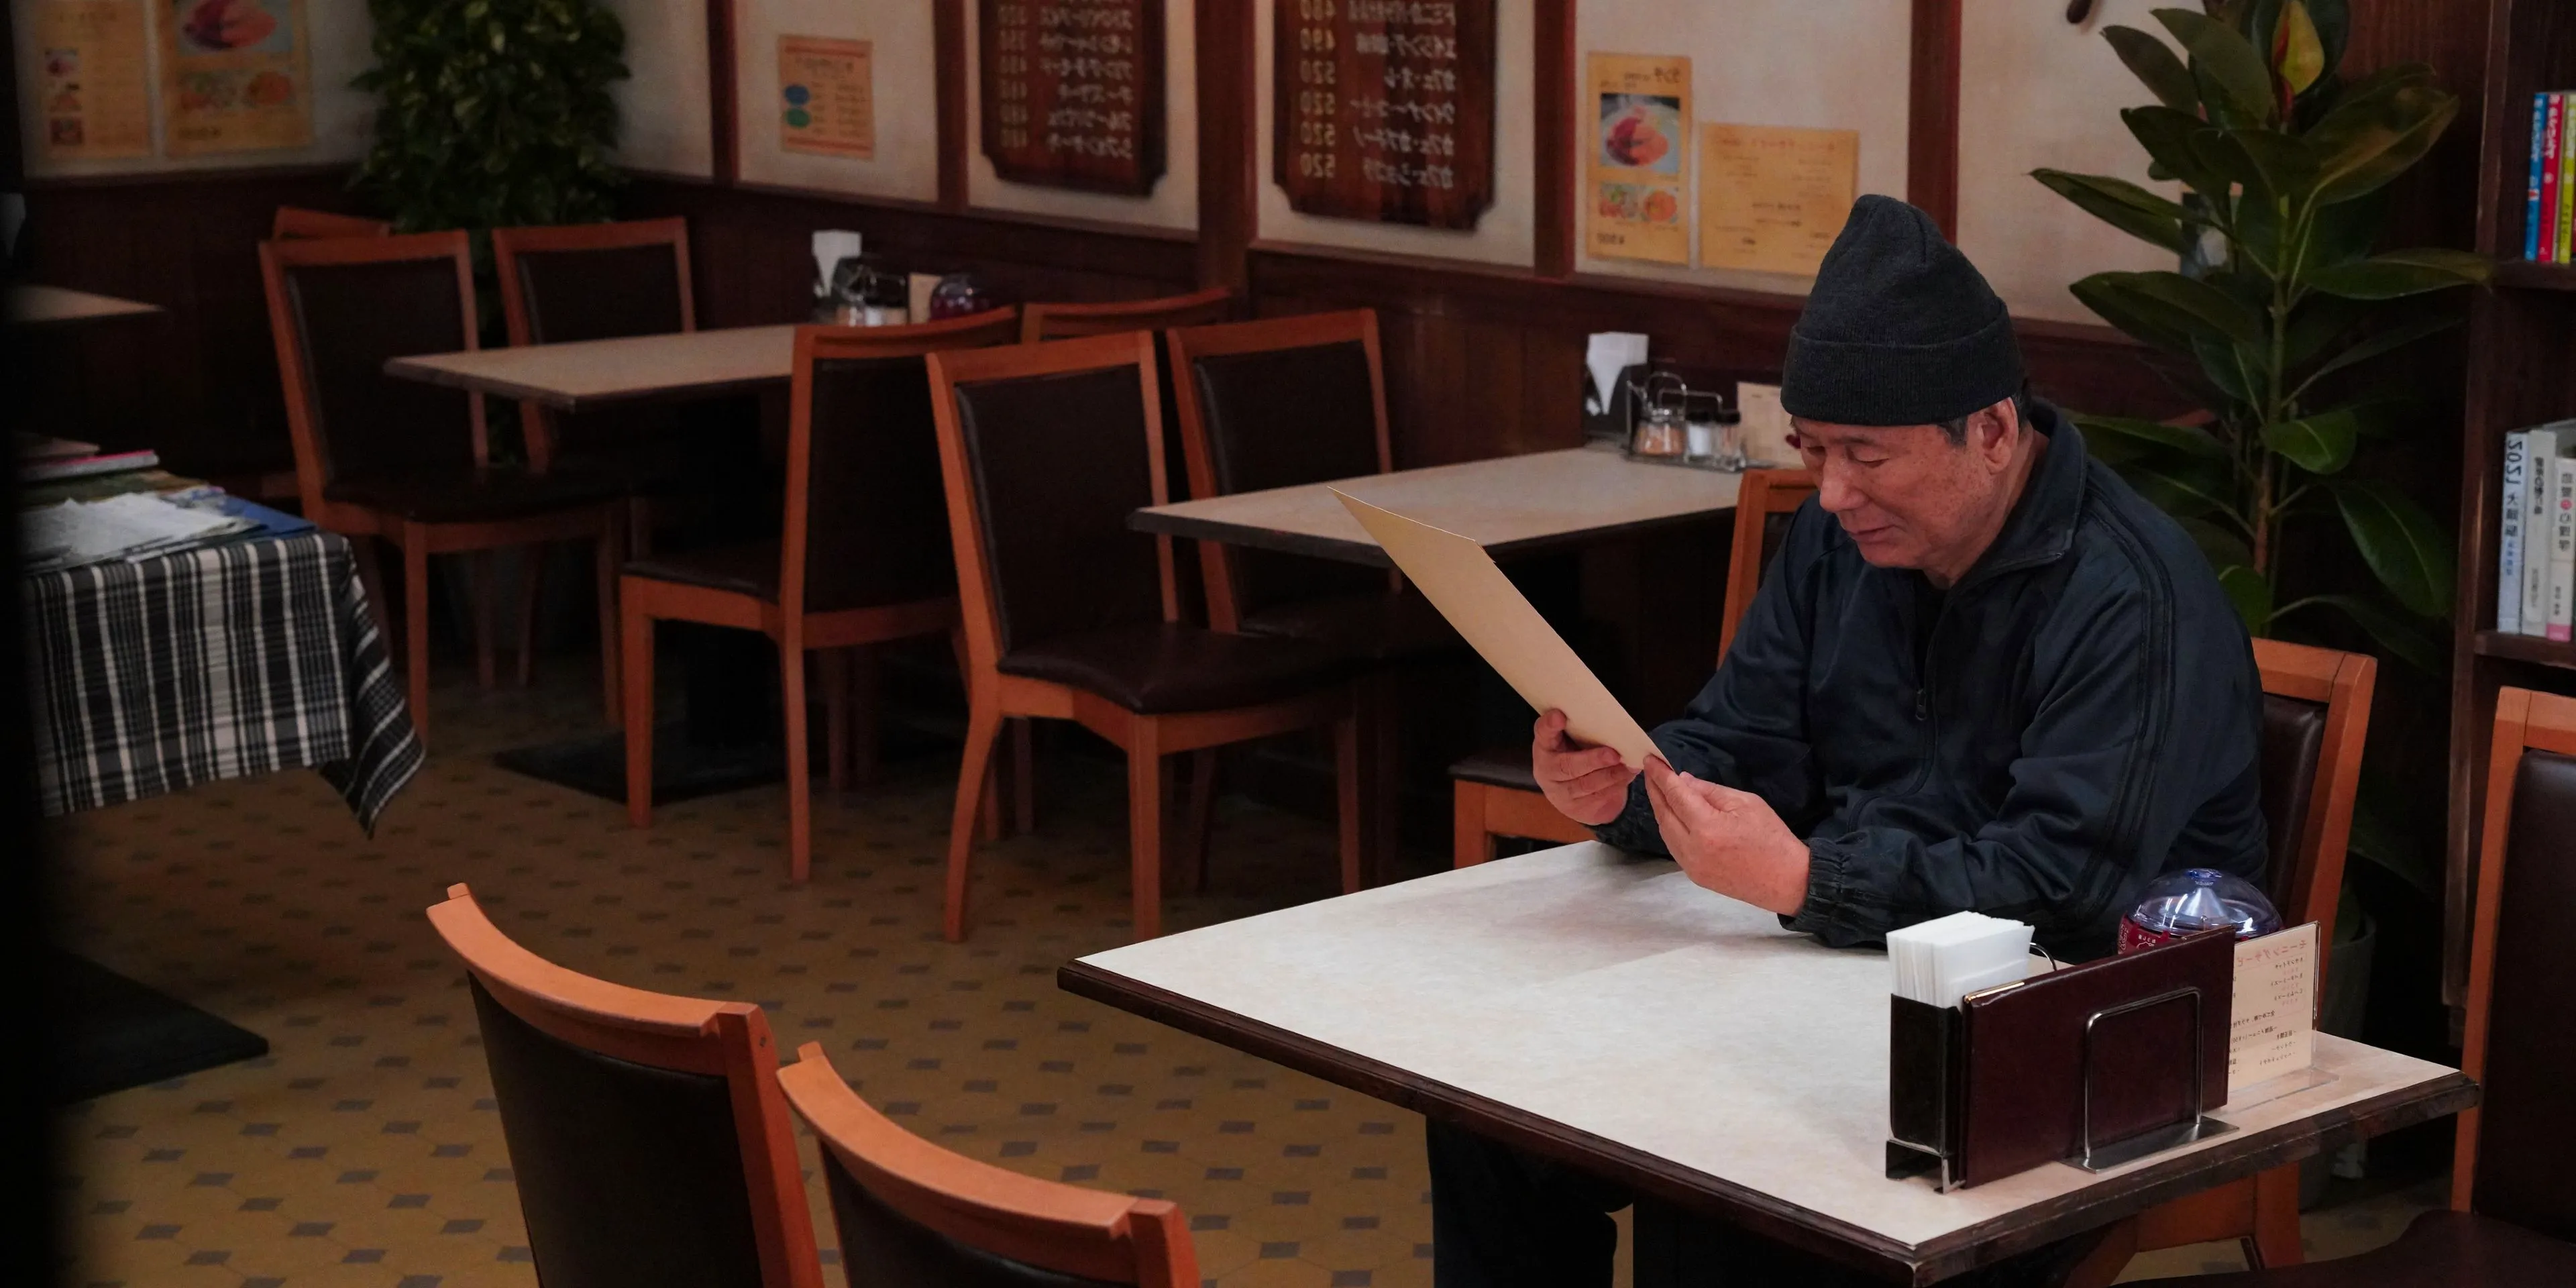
xmin=1792 ymin=403 xmax=2021 ymax=573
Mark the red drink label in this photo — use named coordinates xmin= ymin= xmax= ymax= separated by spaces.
xmin=2116 ymin=916 xmax=2182 ymax=955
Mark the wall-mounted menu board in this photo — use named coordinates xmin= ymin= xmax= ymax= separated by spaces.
xmin=978 ymin=0 xmax=1165 ymax=194
xmin=1274 ymin=0 xmax=1494 ymax=229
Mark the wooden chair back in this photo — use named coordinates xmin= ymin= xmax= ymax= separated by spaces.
xmin=272 ymin=207 xmax=391 ymax=239
xmin=782 ymin=309 xmax=1021 ymax=617
xmin=491 ymin=217 xmax=694 ymax=347
xmin=2247 ymin=638 xmax=2375 ymax=937
xmin=257 ymin=231 xmax=485 ymax=518
xmin=926 ymin=332 xmax=1174 ymax=676
xmin=1718 ymin=468 xmax=1818 ymax=657
xmin=1165 ymin=309 xmax=1393 ymax=629
xmin=2455 ymin=687 xmax=2576 ymax=1231
xmin=1022 ymin=286 xmax=1234 ymax=342
xmin=425 ymin=885 xmax=822 ymax=1288
xmin=778 ymin=1044 xmax=1197 ymax=1286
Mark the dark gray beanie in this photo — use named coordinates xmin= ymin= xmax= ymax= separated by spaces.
xmin=1780 ymin=195 xmax=2024 ymax=427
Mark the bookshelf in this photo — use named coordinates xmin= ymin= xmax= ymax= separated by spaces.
xmin=2447 ymin=0 xmax=2576 ymax=1010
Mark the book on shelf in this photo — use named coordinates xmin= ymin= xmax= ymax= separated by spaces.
xmin=2500 ymin=431 xmax=2529 ymax=634
xmin=2563 ymin=91 xmax=2576 ymax=264
xmin=2541 ymin=93 xmax=2564 ymax=263
xmin=2532 ymin=93 xmax=2551 ymax=262
xmin=2515 ymin=424 xmax=2575 ymax=636
xmin=19 ymin=447 xmax=158 ymax=483
xmin=2553 ymin=456 xmax=2576 ymax=643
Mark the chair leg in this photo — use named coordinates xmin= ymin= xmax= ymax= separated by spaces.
xmin=1179 ymin=750 xmax=1218 ymax=894
xmin=943 ymin=704 xmax=1006 ymax=943
xmin=472 ymin=550 xmax=498 ymax=690
xmin=1010 ymin=718 xmax=1036 ymax=833
xmin=1334 ymin=706 xmax=1364 ymax=894
xmin=1365 ymin=669 xmax=1403 ymax=883
xmin=2059 ymin=1217 xmax=2137 ymax=1288
xmin=623 ymin=603 xmax=655 ymax=828
xmin=1454 ymin=785 xmax=1497 ymax=868
xmin=595 ymin=509 xmax=625 ymax=728
xmin=516 ymin=541 xmax=546 ymax=688
xmin=2249 ymin=1164 xmax=2304 ymax=1267
xmin=822 ymin=647 xmax=850 ymax=795
xmin=401 ymin=525 xmax=432 ymax=748
xmin=351 ymin=537 xmax=393 ymax=646
xmin=1126 ymin=722 xmax=1167 ymax=941
xmin=781 ymin=633 xmax=811 ymax=883
xmin=949 ymin=628 xmax=1005 ymax=842
xmin=851 ymin=644 xmax=881 ymax=788
xmin=627 ymin=497 xmax=653 ymax=559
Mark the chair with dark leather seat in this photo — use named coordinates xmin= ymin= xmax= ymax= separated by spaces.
xmin=619 ymin=309 xmax=1022 ymax=883
xmin=2153 ymin=688 xmax=2576 ymax=1286
xmin=271 ymin=207 xmax=390 ymax=239
xmin=928 ymin=331 xmax=1364 ymax=942
xmin=259 ymin=231 xmax=629 ymax=746
xmin=425 ymin=884 xmax=824 ymax=1288
xmin=778 ymin=1044 xmax=1199 ymax=1287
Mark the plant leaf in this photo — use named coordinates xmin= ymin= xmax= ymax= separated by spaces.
xmin=2329 ymin=480 xmax=2455 ymax=617
xmin=2033 ymin=170 xmax=2191 ymax=254
xmin=2281 ymin=297 xmax=2363 ymax=366
xmin=2121 ymin=455 xmax=2239 ymax=519
xmin=2303 ymin=592 xmax=2449 ymax=673
xmin=2155 ymin=7 xmax=2277 ymax=125
xmin=2346 ymin=797 xmax=2443 ymax=894
xmin=2124 ymin=107 xmax=2231 ymax=197
xmin=2306 ymin=248 xmax=2491 ymax=299
xmin=2298 ymin=314 xmax=2459 ymax=387
xmin=2094 ymin=270 xmax=2269 ymax=343
xmin=2072 ymin=413 xmax=2232 ymax=460
xmin=2308 ymin=85 xmax=2461 ymax=205
xmin=2103 ymin=25 xmax=2200 ymax=111
xmin=2192 ymin=334 xmax=2260 ymax=405
xmin=2273 ymin=1 xmax=2325 ymax=95
xmin=2071 ymin=275 xmax=2200 ymax=354
xmin=2177 ymin=515 xmax=2255 ymax=570
xmin=2262 ymin=409 xmax=2359 ymax=474
xmin=2218 ymin=564 xmax=2274 ymax=633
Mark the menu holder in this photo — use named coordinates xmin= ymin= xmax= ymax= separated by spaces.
xmin=979 ymin=0 xmax=1166 ymax=194
xmin=1887 ymin=930 xmax=2236 ymax=1191
xmin=1274 ymin=0 xmax=1495 ymax=229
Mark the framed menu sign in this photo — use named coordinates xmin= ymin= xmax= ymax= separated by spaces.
xmin=1274 ymin=0 xmax=1495 ymax=229
xmin=979 ymin=0 xmax=1165 ymax=195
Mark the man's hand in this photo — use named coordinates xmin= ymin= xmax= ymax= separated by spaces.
xmin=1532 ymin=709 xmax=1638 ymax=826
xmin=1642 ymin=757 xmax=1811 ymax=915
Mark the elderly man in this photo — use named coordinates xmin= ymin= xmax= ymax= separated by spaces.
xmin=1430 ymin=197 xmax=2266 ymax=1287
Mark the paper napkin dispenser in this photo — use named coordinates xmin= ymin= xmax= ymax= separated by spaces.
xmin=1886 ymin=929 xmax=2235 ymax=1190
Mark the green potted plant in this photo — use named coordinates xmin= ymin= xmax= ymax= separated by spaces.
xmin=2033 ymin=1 xmax=2487 ymax=671
xmin=352 ymin=0 xmax=629 ymax=237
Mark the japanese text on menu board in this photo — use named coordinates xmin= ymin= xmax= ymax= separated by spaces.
xmin=1275 ymin=0 xmax=1493 ymax=229
xmin=979 ymin=0 xmax=1165 ymax=195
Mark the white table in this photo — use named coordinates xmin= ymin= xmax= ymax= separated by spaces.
xmin=385 ymin=324 xmax=798 ymax=411
xmin=6 ymin=284 xmax=162 ymax=329
xmin=1061 ymin=844 xmax=2475 ymax=1283
xmin=1128 ymin=441 xmax=1743 ymax=567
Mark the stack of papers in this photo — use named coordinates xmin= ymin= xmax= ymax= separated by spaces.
xmin=1888 ymin=912 xmax=2035 ymax=1008
xmin=21 ymin=492 xmax=254 ymax=572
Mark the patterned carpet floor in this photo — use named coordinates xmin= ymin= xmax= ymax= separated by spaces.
xmin=48 ymin=665 xmax=2440 ymax=1287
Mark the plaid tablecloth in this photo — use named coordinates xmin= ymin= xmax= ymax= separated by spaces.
xmin=25 ymin=531 xmax=423 ymax=830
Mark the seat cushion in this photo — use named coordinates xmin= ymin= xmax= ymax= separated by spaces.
xmin=1238 ymin=589 xmax=1462 ymax=663
xmin=1448 ymin=743 xmax=1538 ymax=790
xmin=2183 ymin=1210 xmax=2576 ymax=1286
xmin=625 ymin=544 xmax=780 ymax=600
xmin=325 ymin=467 xmax=623 ymax=523
xmin=996 ymin=623 xmax=1349 ymax=714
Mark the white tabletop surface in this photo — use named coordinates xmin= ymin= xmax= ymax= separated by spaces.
xmin=1130 ymin=443 xmax=1743 ymax=565
xmin=7 ymin=284 xmax=163 ymax=328
xmin=384 ymin=324 xmax=798 ymax=409
xmin=1073 ymin=843 xmax=2467 ymax=1269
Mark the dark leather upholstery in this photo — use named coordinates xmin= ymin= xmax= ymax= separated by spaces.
xmin=2255 ymin=692 xmax=2328 ymax=902
xmin=802 ymin=354 xmax=957 ymax=612
xmin=821 ymin=1150 xmax=1128 ymax=1288
xmin=995 ymin=622 xmax=1346 ymax=714
xmin=2475 ymin=748 xmax=2576 ymax=1241
xmin=466 ymin=978 xmax=767 ymax=1288
xmin=513 ymin=243 xmax=688 ymax=344
xmin=1448 ymin=743 xmax=1539 ymax=790
xmin=1187 ymin=340 xmax=1386 ymax=615
xmin=1238 ymin=588 xmax=1459 ymax=662
xmin=953 ymin=368 xmax=1166 ymax=651
xmin=2183 ymin=1210 xmax=2575 ymax=1286
xmin=627 ymin=543 xmax=781 ymax=599
xmin=323 ymin=466 xmax=621 ymax=522
xmin=282 ymin=258 xmax=479 ymax=484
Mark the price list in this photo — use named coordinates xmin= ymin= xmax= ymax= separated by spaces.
xmin=1275 ymin=0 xmax=1494 ymax=228
xmin=979 ymin=0 xmax=1166 ymax=194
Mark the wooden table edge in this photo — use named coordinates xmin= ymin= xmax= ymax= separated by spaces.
xmin=1126 ymin=502 xmax=1740 ymax=567
xmin=379 ymin=356 xmax=787 ymax=413
xmin=1059 ymin=960 xmax=2479 ymax=1286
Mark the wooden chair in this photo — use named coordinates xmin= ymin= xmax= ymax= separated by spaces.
xmin=1021 ymin=286 xmax=1234 ymax=342
xmin=621 ymin=309 xmax=1022 ymax=882
xmin=2156 ymin=688 xmax=2576 ymax=1285
xmin=425 ymin=884 xmax=823 ymax=1288
xmin=2067 ymin=637 xmax=2379 ymax=1283
xmin=776 ymin=1044 xmax=1199 ymax=1286
xmin=258 ymin=231 xmax=627 ymax=746
xmin=271 ymin=207 xmax=390 ymax=239
xmin=1448 ymin=468 xmax=1816 ymax=867
xmin=927 ymin=331 xmax=1363 ymax=942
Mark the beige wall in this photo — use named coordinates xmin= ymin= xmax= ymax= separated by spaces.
xmin=963 ymin=0 xmax=1197 ymax=230
xmin=602 ymin=0 xmax=712 ymax=179
xmin=13 ymin=0 xmax=374 ymax=177
xmin=1956 ymin=0 xmax=2179 ymax=323
xmin=734 ymin=0 xmax=941 ymax=201
xmin=1254 ymin=0 xmax=1535 ymax=268
xmin=1571 ymin=0 xmax=1914 ymax=295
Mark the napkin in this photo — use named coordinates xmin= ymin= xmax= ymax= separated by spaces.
xmin=1888 ymin=912 xmax=2034 ymax=1008
xmin=810 ymin=229 xmax=863 ymax=290
xmin=1585 ymin=332 xmax=1649 ymax=415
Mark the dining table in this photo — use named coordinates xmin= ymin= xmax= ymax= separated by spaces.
xmin=383 ymin=322 xmax=800 ymax=412
xmin=7 ymin=283 xmax=165 ymax=330
xmin=1061 ymin=843 xmax=2479 ymax=1285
